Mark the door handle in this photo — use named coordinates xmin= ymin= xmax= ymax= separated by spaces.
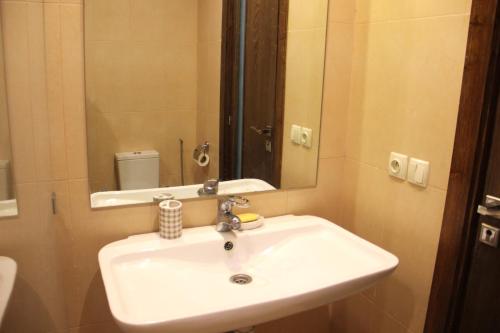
xmin=478 ymin=195 xmax=500 ymax=219
xmin=250 ymin=125 xmax=273 ymax=137
xmin=485 ymin=195 xmax=500 ymax=209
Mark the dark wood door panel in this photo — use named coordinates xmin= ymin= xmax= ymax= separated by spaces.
xmin=219 ymin=0 xmax=287 ymax=186
xmin=425 ymin=1 xmax=500 ymax=332
xmin=459 ymin=218 xmax=500 ymax=333
xmin=242 ymin=0 xmax=279 ymax=185
xmin=457 ymin=19 xmax=500 ymax=332
xmin=484 ymin=91 xmax=500 ymax=198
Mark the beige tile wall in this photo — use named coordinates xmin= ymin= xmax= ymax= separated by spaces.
xmin=0 ymin=0 xmax=347 ymax=332
xmin=0 ymin=25 xmax=11 ymax=163
xmin=0 ymin=2 xmax=68 ymax=333
xmin=85 ymin=0 xmax=200 ymax=191
xmin=280 ymin=0 xmax=328 ymax=189
xmin=0 ymin=22 xmax=14 ymax=199
xmin=193 ymin=0 xmax=222 ymax=184
xmin=330 ymin=1 xmax=472 ymax=332
xmin=0 ymin=0 xmax=471 ymax=333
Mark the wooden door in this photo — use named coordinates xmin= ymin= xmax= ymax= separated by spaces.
xmin=241 ymin=0 xmax=282 ymax=187
xmin=425 ymin=1 xmax=500 ymax=331
xmin=458 ymin=80 xmax=500 ymax=332
xmin=220 ymin=0 xmax=287 ymax=188
xmin=425 ymin=0 xmax=500 ymax=333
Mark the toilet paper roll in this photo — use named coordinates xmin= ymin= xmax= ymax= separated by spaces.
xmin=194 ymin=153 xmax=210 ymax=167
xmin=159 ymin=200 xmax=183 ymax=239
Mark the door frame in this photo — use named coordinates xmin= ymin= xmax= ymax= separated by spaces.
xmin=425 ymin=0 xmax=500 ymax=332
xmin=219 ymin=0 xmax=288 ymax=186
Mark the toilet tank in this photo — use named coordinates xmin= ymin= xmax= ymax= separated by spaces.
xmin=0 ymin=160 xmax=11 ymax=200
xmin=115 ymin=150 xmax=160 ymax=190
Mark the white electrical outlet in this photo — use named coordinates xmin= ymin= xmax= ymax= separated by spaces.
xmin=301 ymin=127 xmax=313 ymax=148
xmin=388 ymin=152 xmax=408 ymax=180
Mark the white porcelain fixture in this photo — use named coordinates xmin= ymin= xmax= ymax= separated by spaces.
xmin=115 ymin=150 xmax=160 ymax=191
xmin=0 ymin=257 xmax=17 ymax=327
xmin=91 ymin=178 xmax=276 ymax=208
xmin=99 ymin=215 xmax=398 ymax=333
xmin=0 ymin=199 xmax=17 ymax=218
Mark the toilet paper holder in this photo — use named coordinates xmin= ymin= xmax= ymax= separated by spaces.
xmin=193 ymin=141 xmax=210 ymax=159
xmin=193 ymin=142 xmax=210 ymax=167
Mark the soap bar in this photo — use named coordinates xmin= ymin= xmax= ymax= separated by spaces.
xmin=239 ymin=215 xmax=264 ymax=230
xmin=237 ymin=213 xmax=261 ymax=223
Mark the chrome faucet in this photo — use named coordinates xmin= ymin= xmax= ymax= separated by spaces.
xmin=216 ymin=196 xmax=250 ymax=232
xmin=198 ymin=178 xmax=219 ymax=196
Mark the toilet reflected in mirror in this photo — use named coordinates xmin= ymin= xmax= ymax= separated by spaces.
xmin=115 ymin=151 xmax=160 ymax=191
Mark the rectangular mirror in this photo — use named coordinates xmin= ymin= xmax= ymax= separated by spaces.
xmin=84 ymin=0 xmax=328 ymax=208
xmin=0 ymin=18 xmax=17 ymax=218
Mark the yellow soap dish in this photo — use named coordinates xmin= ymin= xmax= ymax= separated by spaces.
xmin=238 ymin=214 xmax=264 ymax=230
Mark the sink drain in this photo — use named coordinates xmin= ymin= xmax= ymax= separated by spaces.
xmin=230 ymin=274 xmax=252 ymax=285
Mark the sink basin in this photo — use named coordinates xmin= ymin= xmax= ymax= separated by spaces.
xmin=0 ymin=257 xmax=17 ymax=326
xmin=99 ymin=215 xmax=398 ymax=333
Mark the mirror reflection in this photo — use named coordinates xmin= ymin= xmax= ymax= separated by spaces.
xmin=85 ymin=0 xmax=328 ymax=208
xmin=0 ymin=19 xmax=17 ymax=218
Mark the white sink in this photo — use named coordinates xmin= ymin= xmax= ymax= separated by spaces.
xmin=0 ymin=200 xmax=18 ymax=218
xmin=91 ymin=179 xmax=276 ymax=208
xmin=0 ymin=257 xmax=17 ymax=327
xmin=99 ymin=215 xmax=398 ymax=333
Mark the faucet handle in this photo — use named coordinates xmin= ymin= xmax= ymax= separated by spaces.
xmin=216 ymin=196 xmax=249 ymax=232
xmin=227 ymin=196 xmax=250 ymax=209
xmin=198 ymin=178 xmax=219 ymax=196
xmin=204 ymin=178 xmax=219 ymax=191
xmin=220 ymin=196 xmax=250 ymax=212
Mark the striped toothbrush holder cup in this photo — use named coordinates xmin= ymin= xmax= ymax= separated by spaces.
xmin=159 ymin=200 xmax=183 ymax=239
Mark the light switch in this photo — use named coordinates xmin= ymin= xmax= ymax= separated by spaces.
xmin=301 ymin=127 xmax=313 ymax=148
xmin=388 ymin=152 xmax=408 ymax=180
xmin=408 ymin=158 xmax=430 ymax=187
xmin=290 ymin=125 xmax=301 ymax=145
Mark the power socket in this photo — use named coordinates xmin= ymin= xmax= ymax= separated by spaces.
xmin=388 ymin=152 xmax=408 ymax=180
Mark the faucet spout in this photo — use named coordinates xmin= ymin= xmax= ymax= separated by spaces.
xmin=216 ymin=196 xmax=249 ymax=232
xmin=198 ymin=178 xmax=219 ymax=196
